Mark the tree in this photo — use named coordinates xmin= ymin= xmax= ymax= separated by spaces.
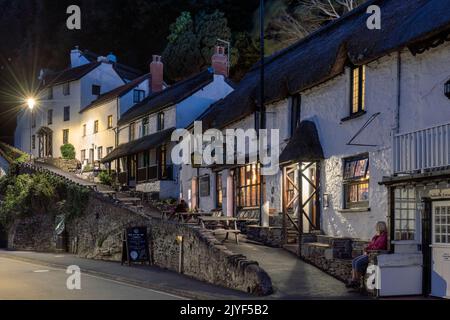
xmin=162 ymin=10 xmax=232 ymax=82
xmin=250 ymin=0 xmax=367 ymax=56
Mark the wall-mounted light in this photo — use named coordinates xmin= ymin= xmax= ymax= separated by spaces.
xmin=445 ymin=79 xmax=450 ymax=99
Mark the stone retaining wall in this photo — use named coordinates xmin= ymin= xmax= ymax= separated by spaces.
xmin=8 ymin=191 xmax=273 ymax=296
xmin=37 ymin=158 xmax=80 ymax=172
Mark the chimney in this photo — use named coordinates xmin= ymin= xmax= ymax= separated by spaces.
xmin=150 ymin=55 xmax=164 ymax=93
xmin=211 ymin=46 xmax=228 ymax=77
xmin=70 ymin=46 xmax=84 ymax=68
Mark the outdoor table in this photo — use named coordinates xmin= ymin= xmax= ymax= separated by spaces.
xmin=199 ymin=216 xmax=240 ymax=244
xmin=99 ymin=190 xmax=117 ymax=199
xmin=117 ymin=197 xmax=142 ymax=206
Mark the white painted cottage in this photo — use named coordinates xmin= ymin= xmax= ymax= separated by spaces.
xmin=14 ymin=47 xmax=144 ymax=161
xmin=181 ymin=0 xmax=450 ymax=298
xmin=101 ymin=46 xmax=234 ymax=199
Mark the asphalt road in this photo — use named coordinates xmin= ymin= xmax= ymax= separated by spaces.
xmin=0 ymin=256 xmax=185 ymax=300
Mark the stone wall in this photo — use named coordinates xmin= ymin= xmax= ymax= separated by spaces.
xmin=8 ymin=214 xmax=55 ymax=252
xmin=37 ymin=158 xmax=80 ymax=172
xmin=9 ymin=191 xmax=273 ymax=296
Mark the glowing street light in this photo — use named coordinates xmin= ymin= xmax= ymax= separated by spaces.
xmin=26 ymin=97 xmax=36 ymax=161
xmin=27 ymin=97 xmax=35 ymax=110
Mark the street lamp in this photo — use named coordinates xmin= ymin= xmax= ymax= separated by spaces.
xmin=27 ymin=97 xmax=36 ymax=161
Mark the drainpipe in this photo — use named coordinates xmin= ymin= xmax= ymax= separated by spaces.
xmin=394 ymin=51 xmax=401 ymax=134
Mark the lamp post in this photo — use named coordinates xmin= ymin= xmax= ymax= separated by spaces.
xmin=258 ymin=0 xmax=266 ymax=227
xmin=27 ymin=98 xmax=35 ymax=161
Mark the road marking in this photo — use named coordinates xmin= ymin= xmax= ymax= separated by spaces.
xmin=0 ymin=256 xmax=187 ymax=300
xmin=33 ymin=269 xmax=50 ymax=273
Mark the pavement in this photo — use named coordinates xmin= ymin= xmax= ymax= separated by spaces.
xmin=0 ymin=250 xmax=252 ymax=300
xmin=216 ymin=235 xmax=364 ymax=300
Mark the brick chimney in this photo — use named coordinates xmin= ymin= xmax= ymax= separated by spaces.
xmin=211 ymin=46 xmax=228 ymax=77
xmin=150 ymin=55 xmax=164 ymax=93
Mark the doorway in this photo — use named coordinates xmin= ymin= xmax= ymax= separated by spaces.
xmin=431 ymin=200 xmax=450 ymax=298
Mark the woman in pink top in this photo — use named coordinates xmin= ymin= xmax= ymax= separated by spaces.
xmin=346 ymin=221 xmax=388 ymax=288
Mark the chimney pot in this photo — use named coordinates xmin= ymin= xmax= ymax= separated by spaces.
xmin=211 ymin=45 xmax=228 ymax=77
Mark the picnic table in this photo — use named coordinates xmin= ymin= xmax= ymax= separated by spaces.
xmin=199 ymin=216 xmax=241 ymax=244
xmin=99 ymin=190 xmax=117 ymax=199
xmin=173 ymin=211 xmax=213 ymax=223
xmin=117 ymin=197 xmax=143 ymax=209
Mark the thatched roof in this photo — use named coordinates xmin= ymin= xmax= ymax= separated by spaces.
xmin=118 ymin=69 xmax=214 ymax=125
xmin=80 ymin=73 xmax=150 ymax=113
xmin=101 ymin=127 xmax=175 ymax=163
xmin=201 ymin=0 xmax=450 ymax=130
xmin=279 ymin=121 xmax=324 ymax=165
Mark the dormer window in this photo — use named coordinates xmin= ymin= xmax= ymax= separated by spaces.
xmin=133 ymin=89 xmax=145 ymax=103
xmin=350 ymin=65 xmax=365 ymax=115
xmin=92 ymin=85 xmax=101 ymax=96
xmin=63 ymin=82 xmax=70 ymax=96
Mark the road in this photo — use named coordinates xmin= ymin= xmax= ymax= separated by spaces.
xmin=0 ymin=256 xmax=184 ymax=300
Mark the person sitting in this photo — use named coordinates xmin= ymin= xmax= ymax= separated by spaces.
xmin=346 ymin=221 xmax=388 ymax=288
xmin=174 ymin=199 xmax=188 ymax=213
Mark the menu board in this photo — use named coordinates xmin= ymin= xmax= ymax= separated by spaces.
xmin=121 ymin=227 xmax=151 ymax=265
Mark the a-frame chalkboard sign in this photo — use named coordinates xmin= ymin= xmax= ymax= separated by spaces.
xmin=121 ymin=227 xmax=151 ymax=266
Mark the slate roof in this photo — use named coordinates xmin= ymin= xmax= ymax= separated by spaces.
xmin=80 ymin=73 xmax=150 ymax=113
xmin=201 ymin=0 xmax=450 ymax=130
xmin=41 ymin=62 xmax=101 ymax=87
xmin=279 ymin=121 xmax=324 ymax=164
xmin=101 ymin=127 xmax=175 ymax=163
xmin=118 ymin=69 xmax=214 ymax=126
xmin=82 ymin=50 xmax=144 ymax=80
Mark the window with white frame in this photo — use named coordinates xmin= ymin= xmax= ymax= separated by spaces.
xmin=434 ymin=205 xmax=450 ymax=244
xmin=394 ymin=188 xmax=417 ymax=241
xmin=343 ymin=155 xmax=369 ymax=209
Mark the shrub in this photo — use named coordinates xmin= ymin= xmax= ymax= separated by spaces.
xmin=98 ymin=171 xmax=113 ymax=186
xmin=60 ymin=144 xmax=76 ymax=159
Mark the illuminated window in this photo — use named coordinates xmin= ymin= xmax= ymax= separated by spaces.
xmin=107 ymin=115 xmax=113 ymax=129
xmin=343 ymin=155 xmax=369 ymax=209
xmin=350 ymin=65 xmax=365 ymax=115
xmin=237 ymin=163 xmax=261 ymax=208
xmin=216 ymin=173 xmax=223 ymax=208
